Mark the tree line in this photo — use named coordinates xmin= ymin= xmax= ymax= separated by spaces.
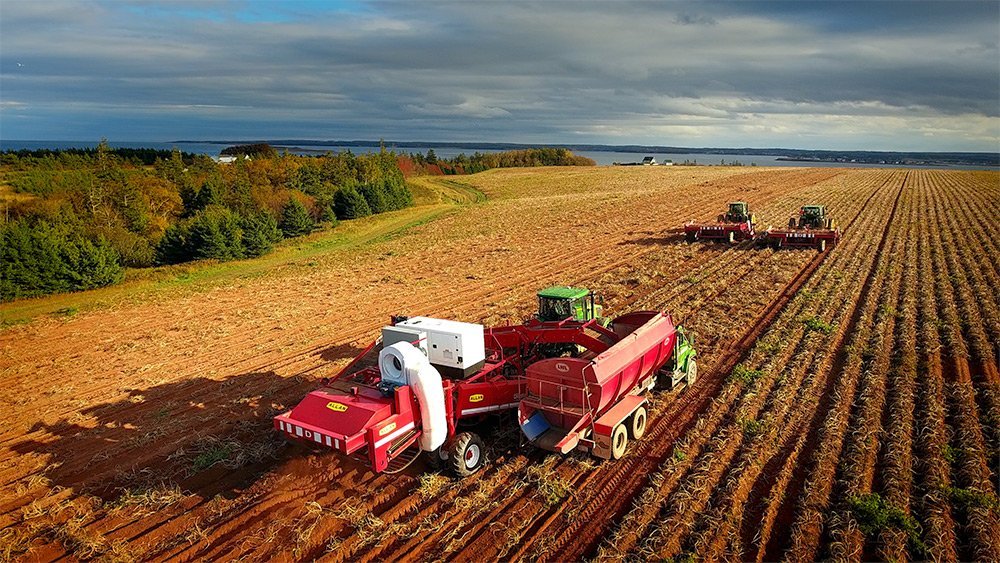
xmin=399 ymin=147 xmax=596 ymax=176
xmin=1 ymin=142 xmax=412 ymax=301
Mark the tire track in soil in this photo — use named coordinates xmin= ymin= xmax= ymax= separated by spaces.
xmin=755 ymin=171 xmax=907 ymax=562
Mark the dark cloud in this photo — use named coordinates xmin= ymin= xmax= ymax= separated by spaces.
xmin=0 ymin=1 xmax=997 ymax=151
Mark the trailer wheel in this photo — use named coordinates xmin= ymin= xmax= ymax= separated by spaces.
xmin=686 ymin=231 xmax=697 ymax=243
xmin=686 ymin=359 xmax=698 ymax=387
xmin=449 ymin=432 xmax=485 ymax=477
xmin=629 ymin=406 xmax=647 ymax=440
xmin=611 ymin=424 xmax=629 ymax=460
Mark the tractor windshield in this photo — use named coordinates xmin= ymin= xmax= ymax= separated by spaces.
xmin=538 ymin=297 xmax=574 ymax=322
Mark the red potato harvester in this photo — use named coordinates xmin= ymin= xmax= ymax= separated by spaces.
xmin=276 ymin=307 xmax=697 ymax=476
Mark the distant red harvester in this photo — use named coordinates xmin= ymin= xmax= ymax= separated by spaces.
xmin=762 ymin=204 xmax=841 ymax=250
xmin=684 ymin=201 xmax=757 ymax=244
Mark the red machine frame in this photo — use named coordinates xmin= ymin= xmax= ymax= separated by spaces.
xmin=274 ymin=316 xmax=621 ymax=473
xmin=762 ymin=225 xmax=841 ymax=250
xmin=683 ymin=219 xmax=755 ymax=244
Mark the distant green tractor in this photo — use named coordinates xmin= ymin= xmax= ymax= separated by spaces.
xmin=718 ymin=201 xmax=756 ymax=225
xmin=536 ymin=286 xmax=606 ymax=324
xmin=790 ymin=205 xmax=835 ymax=229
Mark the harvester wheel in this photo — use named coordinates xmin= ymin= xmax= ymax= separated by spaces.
xmin=629 ymin=406 xmax=647 ymax=440
xmin=449 ymin=432 xmax=485 ymax=477
xmin=686 ymin=231 xmax=697 ymax=243
xmin=425 ymin=446 xmax=448 ymax=470
xmin=611 ymin=424 xmax=629 ymax=460
xmin=788 ymin=217 xmax=796 ymax=228
xmin=686 ymin=359 xmax=698 ymax=387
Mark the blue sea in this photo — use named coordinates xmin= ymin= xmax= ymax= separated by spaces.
xmin=1 ymin=140 xmax=995 ymax=170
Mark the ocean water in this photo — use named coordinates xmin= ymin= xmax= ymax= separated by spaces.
xmin=1 ymin=140 xmax=994 ymax=170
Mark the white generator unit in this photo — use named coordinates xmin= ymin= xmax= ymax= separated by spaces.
xmin=381 ymin=317 xmax=485 ymax=377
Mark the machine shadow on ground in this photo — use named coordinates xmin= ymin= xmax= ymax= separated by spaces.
xmin=10 ymin=342 xmax=367 ymax=503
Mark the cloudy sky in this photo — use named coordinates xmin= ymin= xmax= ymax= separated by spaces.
xmin=1 ymin=0 xmax=998 ymax=151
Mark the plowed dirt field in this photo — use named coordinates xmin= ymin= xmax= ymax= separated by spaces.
xmin=1 ymin=166 xmax=997 ymax=562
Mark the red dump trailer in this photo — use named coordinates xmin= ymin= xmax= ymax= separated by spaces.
xmin=275 ymin=313 xmax=653 ymax=476
xmin=518 ymin=311 xmax=697 ymax=460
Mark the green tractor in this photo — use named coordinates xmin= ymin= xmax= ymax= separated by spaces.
xmin=662 ymin=326 xmax=697 ymax=390
xmin=718 ymin=201 xmax=756 ymax=225
xmin=536 ymin=286 xmax=607 ymax=324
xmin=790 ymin=205 xmax=835 ymax=230
xmin=536 ymin=286 xmax=609 ymax=357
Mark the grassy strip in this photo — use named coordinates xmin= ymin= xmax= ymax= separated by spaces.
xmin=1 ymin=191 xmax=468 ymax=326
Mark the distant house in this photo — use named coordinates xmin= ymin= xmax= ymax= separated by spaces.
xmin=215 ymin=155 xmax=252 ymax=165
xmin=662 ymin=159 xmax=674 ymax=166
xmin=641 ymin=156 xmax=658 ymax=165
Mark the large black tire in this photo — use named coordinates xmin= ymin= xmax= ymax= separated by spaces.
xmin=686 ymin=231 xmax=697 ymax=243
xmin=449 ymin=432 xmax=485 ymax=477
xmin=629 ymin=406 xmax=647 ymax=440
xmin=788 ymin=217 xmax=797 ymax=228
xmin=611 ymin=424 xmax=629 ymax=460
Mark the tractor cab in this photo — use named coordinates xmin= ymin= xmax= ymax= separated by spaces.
xmin=724 ymin=201 xmax=752 ymax=223
xmin=796 ymin=205 xmax=830 ymax=229
xmin=537 ymin=286 xmax=603 ymax=323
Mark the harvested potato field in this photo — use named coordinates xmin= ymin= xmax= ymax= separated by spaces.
xmin=1 ymin=166 xmax=998 ymax=561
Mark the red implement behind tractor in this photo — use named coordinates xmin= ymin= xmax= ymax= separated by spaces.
xmin=762 ymin=204 xmax=841 ymax=251
xmin=684 ymin=201 xmax=757 ymax=244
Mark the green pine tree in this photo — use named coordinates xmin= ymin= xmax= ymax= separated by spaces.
xmin=279 ymin=197 xmax=314 ymax=238
xmin=240 ymin=212 xmax=281 ymax=257
xmin=333 ymin=186 xmax=371 ymax=220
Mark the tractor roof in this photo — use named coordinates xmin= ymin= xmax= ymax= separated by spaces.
xmin=538 ymin=286 xmax=590 ymax=299
xmin=803 ymin=204 xmax=825 ymax=210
